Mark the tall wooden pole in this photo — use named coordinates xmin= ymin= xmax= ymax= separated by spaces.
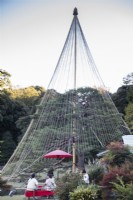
xmin=72 ymin=8 xmax=78 ymax=173
xmin=74 ymin=7 xmax=77 ymax=89
xmin=72 ymin=136 xmax=76 ymax=173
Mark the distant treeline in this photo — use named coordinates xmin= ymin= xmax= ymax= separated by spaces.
xmin=0 ymin=69 xmax=133 ymax=165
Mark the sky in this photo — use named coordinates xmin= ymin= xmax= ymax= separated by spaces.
xmin=0 ymin=0 xmax=133 ymax=93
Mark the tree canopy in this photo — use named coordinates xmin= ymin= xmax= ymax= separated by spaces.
xmin=0 ymin=69 xmax=11 ymax=89
xmin=0 ymin=71 xmax=45 ymax=164
xmin=123 ymin=72 xmax=133 ymax=85
xmin=0 ymin=69 xmax=132 ymax=166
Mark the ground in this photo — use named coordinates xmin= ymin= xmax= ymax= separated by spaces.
xmin=0 ymin=195 xmax=25 ymax=200
xmin=0 ymin=195 xmax=58 ymax=199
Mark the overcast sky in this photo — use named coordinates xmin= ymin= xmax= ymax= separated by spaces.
xmin=0 ymin=0 xmax=133 ymax=93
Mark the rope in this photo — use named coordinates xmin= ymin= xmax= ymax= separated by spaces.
xmin=2 ymin=9 xmax=131 ymax=184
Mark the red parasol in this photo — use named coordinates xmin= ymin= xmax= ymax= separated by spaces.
xmin=43 ymin=149 xmax=72 ymax=158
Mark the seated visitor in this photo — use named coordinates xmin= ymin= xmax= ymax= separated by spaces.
xmin=43 ymin=174 xmax=56 ymax=191
xmin=47 ymin=167 xmax=54 ymax=178
xmin=26 ymin=173 xmax=38 ymax=191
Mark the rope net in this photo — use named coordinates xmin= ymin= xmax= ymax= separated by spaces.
xmin=1 ymin=8 xmax=131 ymax=182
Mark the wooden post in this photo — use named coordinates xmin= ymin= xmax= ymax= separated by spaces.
xmin=72 ymin=7 xmax=78 ymax=173
xmin=72 ymin=137 xmax=76 ymax=173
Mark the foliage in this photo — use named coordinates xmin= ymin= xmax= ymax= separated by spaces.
xmin=0 ymin=131 xmax=16 ymax=164
xmin=7 ymin=86 xmax=45 ymax=107
xmin=0 ymin=69 xmax=11 ymax=89
xmin=101 ymin=141 xmax=133 ymax=167
xmin=56 ymin=173 xmax=81 ymax=200
xmin=111 ymin=85 xmax=129 ymax=115
xmin=84 ymin=147 xmax=102 ymax=164
xmin=37 ymin=87 xmax=124 ymax=158
xmin=0 ymin=92 xmax=29 ymax=138
xmin=100 ymin=161 xmax=133 ymax=188
xmin=125 ymin=103 xmax=133 ymax=133
xmin=111 ymin=176 xmax=133 ymax=200
xmin=89 ymin=165 xmax=104 ymax=184
xmin=0 ymin=92 xmax=29 ymax=164
xmin=127 ymin=85 xmax=133 ymax=103
xmin=0 ymin=84 xmax=45 ymax=164
xmin=100 ymin=141 xmax=133 ymax=200
xmin=0 ymin=176 xmax=11 ymax=191
xmin=112 ymin=84 xmax=133 ymax=132
xmin=123 ymin=72 xmax=133 ymax=85
xmin=69 ymin=184 xmax=100 ymax=200
xmin=0 ymin=68 xmax=133 ymax=173
xmin=100 ymin=163 xmax=133 ymax=200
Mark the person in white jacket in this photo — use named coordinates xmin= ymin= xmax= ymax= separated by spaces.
xmin=27 ymin=173 xmax=38 ymax=191
xmin=82 ymin=169 xmax=90 ymax=184
xmin=44 ymin=174 xmax=56 ymax=191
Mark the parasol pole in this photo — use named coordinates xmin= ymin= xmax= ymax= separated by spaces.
xmin=72 ymin=7 xmax=78 ymax=173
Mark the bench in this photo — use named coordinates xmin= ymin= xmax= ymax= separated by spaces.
xmin=25 ymin=186 xmax=55 ymax=199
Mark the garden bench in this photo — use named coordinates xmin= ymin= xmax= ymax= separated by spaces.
xmin=25 ymin=186 xmax=55 ymax=199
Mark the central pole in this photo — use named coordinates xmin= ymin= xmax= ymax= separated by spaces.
xmin=74 ymin=7 xmax=77 ymax=89
xmin=72 ymin=7 xmax=78 ymax=173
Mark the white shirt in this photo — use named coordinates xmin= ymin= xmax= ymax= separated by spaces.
xmin=83 ymin=173 xmax=90 ymax=184
xmin=27 ymin=178 xmax=38 ymax=191
xmin=44 ymin=177 xmax=56 ymax=191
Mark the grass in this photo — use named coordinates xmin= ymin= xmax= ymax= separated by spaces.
xmin=0 ymin=195 xmax=25 ymax=200
xmin=0 ymin=195 xmax=58 ymax=199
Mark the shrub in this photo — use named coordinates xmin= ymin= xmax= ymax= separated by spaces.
xmin=69 ymin=184 xmax=100 ymax=200
xmin=89 ymin=165 xmax=104 ymax=184
xmin=111 ymin=176 xmax=133 ymax=200
xmin=100 ymin=162 xmax=133 ymax=200
xmin=101 ymin=141 xmax=133 ymax=167
xmin=100 ymin=162 xmax=133 ymax=189
xmin=0 ymin=176 xmax=11 ymax=195
xmin=0 ymin=176 xmax=11 ymax=190
xmin=56 ymin=173 xmax=81 ymax=200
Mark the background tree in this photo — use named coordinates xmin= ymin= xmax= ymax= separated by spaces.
xmin=111 ymin=86 xmax=129 ymax=115
xmin=124 ymin=85 xmax=133 ymax=133
xmin=125 ymin=103 xmax=133 ymax=133
xmin=5 ymin=86 xmax=45 ymax=107
xmin=0 ymin=69 xmax=45 ymax=164
xmin=0 ymin=68 xmax=132 ymax=168
xmin=0 ymin=92 xmax=29 ymax=142
xmin=0 ymin=69 xmax=11 ymax=89
xmin=101 ymin=141 xmax=133 ymax=167
xmin=0 ymin=131 xmax=16 ymax=164
xmin=123 ymin=72 xmax=133 ymax=85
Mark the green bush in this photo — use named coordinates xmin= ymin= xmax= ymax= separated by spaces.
xmin=111 ymin=176 xmax=133 ymax=200
xmin=69 ymin=184 xmax=100 ymax=200
xmin=0 ymin=176 xmax=11 ymax=195
xmin=102 ymin=142 xmax=133 ymax=167
xmin=100 ymin=162 xmax=133 ymax=189
xmin=56 ymin=173 xmax=81 ymax=200
xmin=89 ymin=165 xmax=104 ymax=184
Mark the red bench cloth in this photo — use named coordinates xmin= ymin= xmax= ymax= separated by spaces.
xmin=25 ymin=189 xmax=55 ymax=197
